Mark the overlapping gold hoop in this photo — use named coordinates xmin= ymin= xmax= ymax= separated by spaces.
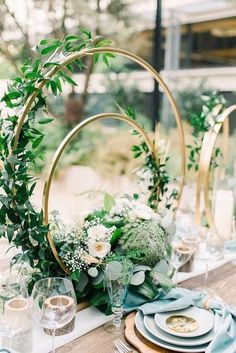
xmin=196 ymin=105 xmax=236 ymax=234
xmin=43 ymin=113 xmax=157 ymax=273
xmin=12 ymin=47 xmax=186 ymax=273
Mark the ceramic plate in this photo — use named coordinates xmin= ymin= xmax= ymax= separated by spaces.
xmin=155 ymin=307 xmax=214 ymax=338
xmin=135 ymin=311 xmax=208 ymax=353
xmin=144 ymin=315 xmax=214 ymax=346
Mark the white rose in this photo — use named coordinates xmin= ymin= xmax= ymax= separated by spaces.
xmin=129 ymin=203 xmax=159 ymax=221
xmin=88 ymin=241 xmax=111 ymax=259
xmin=87 ymin=225 xmax=110 ymax=240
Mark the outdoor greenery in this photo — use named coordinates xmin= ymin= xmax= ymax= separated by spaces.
xmin=0 ymin=31 xmax=116 ymax=290
xmin=186 ymin=92 xmax=226 ymax=171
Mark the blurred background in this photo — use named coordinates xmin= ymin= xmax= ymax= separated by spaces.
xmin=0 ymin=0 xmax=236 ymax=220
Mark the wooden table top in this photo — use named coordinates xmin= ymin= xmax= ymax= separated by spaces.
xmin=58 ymin=262 xmax=236 ymax=353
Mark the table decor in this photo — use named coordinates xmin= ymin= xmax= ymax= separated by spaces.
xmin=135 ymin=311 xmax=207 ymax=353
xmin=131 ymin=287 xmax=236 ymax=353
xmin=196 ymin=104 xmax=236 ymax=234
xmin=144 ymin=315 xmax=214 ymax=346
xmin=0 ymin=275 xmax=31 ymax=353
xmin=103 ymin=261 xmax=132 ymax=334
xmin=32 ymin=277 xmax=77 ymax=353
xmin=0 ymin=28 xmax=185 ymax=309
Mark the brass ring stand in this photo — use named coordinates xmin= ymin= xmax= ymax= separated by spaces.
xmin=43 ymin=112 xmax=155 ymax=274
xmin=196 ymin=105 xmax=236 ymax=235
xmin=12 ymin=47 xmax=186 ymax=273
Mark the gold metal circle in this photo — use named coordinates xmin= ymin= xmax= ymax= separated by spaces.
xmin=11 ymin=47 xmax=186 ymax=273
xmin=196 ymin=105 xmax=236 ymax=234
xmin=43 ymin=112 xmax=156 ymax=273
xmin=13 ymin=47 xmax=186 ymax=202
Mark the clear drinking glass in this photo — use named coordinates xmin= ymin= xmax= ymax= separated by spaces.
xmin=197 ymin=231 xmax=224 ymax=289
xmin=171 ymin=243 xmax=194 ymax=285
xmin=103 ymin=261 xmax=131 ymax=335
xmin=0 ymin=274 xmax=30 ymax=353
xmin=32 ymin=277 xmax=77 ymax=353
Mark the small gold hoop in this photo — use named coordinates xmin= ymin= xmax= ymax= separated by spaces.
xmin=196 ymin=105 xmax=236 ymax=234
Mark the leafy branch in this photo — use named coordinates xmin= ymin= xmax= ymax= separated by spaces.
xmin=121 ymin=106 xmax=177 ymax=210
xmin=187 ymin=92 xmax=226 ymax=171
xmin=0 ymin=29 xmax=114 ymax=288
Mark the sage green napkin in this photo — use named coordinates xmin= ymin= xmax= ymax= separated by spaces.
xmin=125 ymin=287 xmax=236 ymax=353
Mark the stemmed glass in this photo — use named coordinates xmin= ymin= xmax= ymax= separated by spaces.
xmin=0 ymin=274 xmax=30 ymax=352
xmin=32 ymin=277 xmax=77 ymax=353
xmin=103 ymin=261 xmax=132 ymax=335
xmin=171 ymin=243 xmax=194 ymax=285
xmin=197 ymin=231 xmax=224 ymax=290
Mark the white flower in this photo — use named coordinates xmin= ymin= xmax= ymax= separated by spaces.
xmin=87 ymin=224 xmax=110 ymax=240
xmin=88 ymin=241 xmax=111 ymax=259
xmin=128 ymin=203 xmax=159 ymax=221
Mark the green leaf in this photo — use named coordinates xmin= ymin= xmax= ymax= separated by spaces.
xmin=80 ymin=28 xmax=92 ymax=39
xmin=43 ymin=62 xmax=61 ymax=68
xmin=71 ymin=270 xmax=80 ymax=282
xmin=102 ymin=54 xmax=109 ymax=67
xmin=130 ymin=271 xmax=145 ymax=286
xmin=2 ymin=91 xmax=21 ymax=100
xmin=40 ymin=39 xmax=61 ymax=45
xmin=95 ymin=39 xmax=112 ymax=47
xmin=65 ymin=35 xmax=81 ymax=41
xmin=41 ymin=43 xmax=62 ymax=55
xmin=32 ymin=135 xmax=44 ymax=149
xmin=63 ymin=75 xmax=78 ymax=86
xmin=88 ymin=267 xmax=98 ymax=277
xmin=49 ymin=80 xmax=58 ymax=96
xmin=104 ymin=193 xmax=115 ymax=212
xmin=75 ymin=272 xmax=89 ymax=292
xmin=110 ymin=228 xmax=122 ymax=245
xmin=38 ymin=118 xmax=54 ymax=125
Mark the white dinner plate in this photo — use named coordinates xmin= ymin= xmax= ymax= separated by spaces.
xmin=135 ymin=311 xmax=208 ymax=353
xmin=155 ymin=307 xmax=214 ymax=338
xmin=144 ymin=315 xmax=214 ymax=347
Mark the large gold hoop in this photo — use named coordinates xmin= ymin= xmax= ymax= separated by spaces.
xmin=43 ymin=113 xmax=157 ymax=274
xmin=13 ymin=47 xmax=186 ymax=196
xmin=196 ymin=105 xmax=236 ymax=233
xmin=12 ymin=47 xmax=186 ymax=272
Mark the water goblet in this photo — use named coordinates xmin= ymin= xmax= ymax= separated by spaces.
xmin=32 ymin=277 xmax=77 ymax=353
xmin=103 ymin=261 xmax=131 ymax=335
xmin=171 ymin=243 xmax=194 ymax=285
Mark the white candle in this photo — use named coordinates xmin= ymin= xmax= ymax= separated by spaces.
xmin=214 ymin=189 xmax=234 ymax=240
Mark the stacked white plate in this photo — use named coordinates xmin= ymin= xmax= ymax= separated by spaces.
xmin=135 ymin=307 xmax=215 ymax=352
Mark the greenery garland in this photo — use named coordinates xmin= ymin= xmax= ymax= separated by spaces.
xmin=0 ymin=29 xmax=174 ymax=293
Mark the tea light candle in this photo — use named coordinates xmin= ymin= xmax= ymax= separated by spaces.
xmin=214 ymin=189 xmax=234 ymax=240
xmin=2 ymin=297 xmax=32 ymax=353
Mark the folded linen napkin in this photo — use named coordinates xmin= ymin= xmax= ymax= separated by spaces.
xmin=125 ymin=287 xmax=236 ymax=353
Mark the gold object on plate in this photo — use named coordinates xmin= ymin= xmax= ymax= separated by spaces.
xmin=166 ymin=315 xmax=198 ymax=333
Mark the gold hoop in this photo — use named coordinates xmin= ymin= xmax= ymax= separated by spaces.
xmin=43 ymin=113 xmax=156 ymax=274
xmin=12 ymin=47 xmax=186 ymax=273
xmin=13 ymin=47 xmax=186 ymax=200
xmin=196 ymin=105 xmax=236 ymax=233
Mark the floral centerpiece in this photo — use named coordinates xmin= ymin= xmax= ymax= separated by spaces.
xmin=0 ymin=31 xmax=180 ymax=313
xmin=50 ymin=194 xmax=175 ymax=311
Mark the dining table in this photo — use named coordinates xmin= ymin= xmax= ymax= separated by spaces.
xmin=57 ymin=261 xmax=236 ymax=353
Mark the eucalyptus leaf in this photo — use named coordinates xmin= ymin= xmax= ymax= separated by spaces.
xmin=104 ymin=193 xmax=115 ymax=212
xmin=75 ymin=272 xmax=89 ymax=292
xmin=130 ymin=271 xmax=145 ymax=286
xmin=88 ymin=267 xmax=99 ymax=278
